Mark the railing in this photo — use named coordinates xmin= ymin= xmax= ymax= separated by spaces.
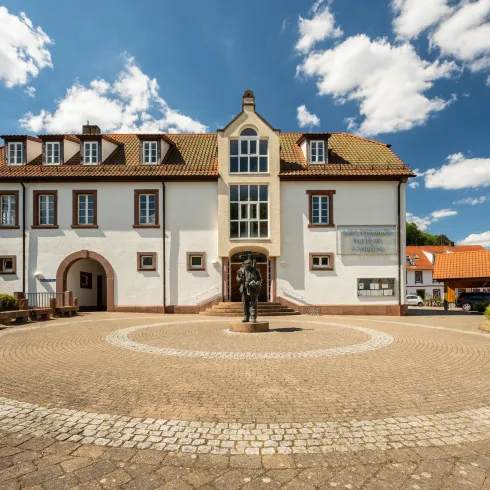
xmin=280 ymin=286 xmax=309 ymax=304
xmin=193 ymin=286 xmax=222 ymax=306
xmin=26 ymin=292 xmax=65 ymax=308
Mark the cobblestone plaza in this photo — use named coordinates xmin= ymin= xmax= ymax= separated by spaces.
xmin=0 ymin=312 xmax=489 ymax=489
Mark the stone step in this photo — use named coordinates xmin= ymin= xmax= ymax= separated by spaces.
xmin=199 ymin=310 xmax=301 ymax=317
xmin=211 ymin=305 xmax=290 ymax=310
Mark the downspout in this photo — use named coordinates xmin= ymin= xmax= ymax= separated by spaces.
xmin=21 ymin=182 xmax=26 ymax=294
xmin=397 ymin=179 xmax=402 ymax=314
xmin=162 ymin=181 xmax=166 ymax=313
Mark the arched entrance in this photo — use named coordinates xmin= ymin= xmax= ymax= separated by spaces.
xmin=56 ymin=250 xmax=114 ymax=312
xmin=229 ymin=251 xmax=269 ymax=302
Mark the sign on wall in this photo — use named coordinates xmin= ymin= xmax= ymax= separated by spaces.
xmin=358 ymin=278 xmax=395 ymax=297
xmin=338 ymin=226 xmax=397 ymax=255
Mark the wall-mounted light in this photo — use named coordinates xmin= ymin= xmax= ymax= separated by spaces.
xmin=279 ymin=260 xmax=287 ymax=266
xmin=34 ymin=271 xmax=43 ymax=280
xmin=211 ymin=259 xmax=220 ymax=267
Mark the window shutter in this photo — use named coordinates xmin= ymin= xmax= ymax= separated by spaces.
xmin=41 ymin=141 xmax=46 ymax=165
xmin=157 ymin=141 xmax=161 ymax=163
xmin=139 ymin=141 xmax=143 ymax=164
xmin=23 ymin=141 xmax=27 ymax=165
xmin=80 ymin=144 xmax=84 ymax=164
xmin=98 ymin=141 xmax=102 ymax=164
xmin=60 ymin=140 xmax=64 ymax=165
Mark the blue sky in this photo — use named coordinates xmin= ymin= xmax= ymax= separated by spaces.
xmin=1 ymin=0 xmax=490 ymax=246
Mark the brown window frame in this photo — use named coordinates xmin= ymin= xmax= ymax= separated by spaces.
xmin=134 ymin=189 xmax=160 ymax=228
xmin=0 ymin=256 xmax=16 ymax=275
xmin=306 ymin=190 xmax=335 ymax=228
xmin=72 ymin=190 xmax=98 ymax=229
xmin=137 ymin=252 xmax=157 ymax=271
xmin=187 ymin=252 xmax=206 ymax=271
xmin=415 ymin=271 xmax=423 ymax=284
xmin=0 ymin=191 xmax=19 ymax=229
xmin=309 ymin=253 xmax=334 ymax=271
xmin=32 ymin=190 xmax=58 ymax=229
xmin=80 ymin=271 xmax=93 ymax=289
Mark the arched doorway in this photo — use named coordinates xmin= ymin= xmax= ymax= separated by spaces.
xmin=56 ymin=250 xmax=114 ymax=312
xmin=229 ymin=252 xmax=269 ymax=302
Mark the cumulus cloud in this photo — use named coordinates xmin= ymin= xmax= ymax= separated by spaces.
xmin=458 ymin=230 xmax=490 ymax=248
xmin=453 ymin=196 xmax=487 ymax=205
xmin=430 ymin=208 xmax=458 ymax=219
xmin=297 ymin=34 xmax=458 ymax=136
xmin=19 ymin=56 xmax=207 ymax=134
xmin=296 ymin=3 xmax=343 ymax=54
xmin=408 ymin=181 xmax=420 ymax=189
xmin=424 ymin=152 xmax=490 ymax=189
xmin=24 ymin=86 xmax=36 ymax=98
xmin=406 ymin=212 xmax=432 ymax=231
xmin=297 ymin=104 xmax=321 ymax=128
xmin=0 ymin=7 xmax=53 ymax=88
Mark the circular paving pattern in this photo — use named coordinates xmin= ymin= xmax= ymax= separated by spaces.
xmin=0 ymin=313 xmax=489 ymax=455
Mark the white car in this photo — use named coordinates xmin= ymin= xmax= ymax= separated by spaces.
xmin=406 ymin=294 xmax=424 ymax=306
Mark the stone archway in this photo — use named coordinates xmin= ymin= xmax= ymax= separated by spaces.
xmin=56 ymin=250 xmax=115 ymax=312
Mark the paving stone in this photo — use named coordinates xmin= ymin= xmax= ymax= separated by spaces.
xmin=74 ymin=461 xmax=118 ymax=483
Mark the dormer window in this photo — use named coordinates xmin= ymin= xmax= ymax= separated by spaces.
xmin=143 ymin=141 xmax=158 ymax=164
xmin=83 ymin=141 xmax=99 ymax=165
xmin=8 ymin=142 xmax=23 ymax=166
xmin=230 ymin=127 xmax=268 ymax=173
xmin=310 ymin=141 xmax=325 ymax=164
xmin=45 ymin=142 xmax=61 ymax=165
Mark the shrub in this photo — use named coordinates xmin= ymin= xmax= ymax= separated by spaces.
xmin=473 ymin=301 xmax=490 ymax=314
xmin=0 ymin=294 xmax=19 ymax=312
xmin=485 ymin=305 xmax=490 ymax=320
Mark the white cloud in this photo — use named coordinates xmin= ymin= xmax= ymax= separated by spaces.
xmin=392 ymin=0 xmax=452 ymax=39
xmin=453 ymin=196 xmax=487 ymax=205
xmin=19 ymin=56 xmax=207 ymax=134
xmin=458 ymin=230 xmax=490 ymax=248
xmin=297 ymin=34 xmax=458 ymax=136
xmin=24 ymin=86 xmax=36 ymax=98
xmin=296 ymin=4 xmax=343 ymax=54
xmin=430 ymin=208 xmax=458 ymax=219
xmin=406 ymin=212 xmax=432 ymax=231
xmin=425 ymin=152 xmax=490 ymax=189
xmin=297 ymin=104 xmax=321 ymax=128
xmin=408 ymin=181 xmax=420 ymax=188
xmin=0 ymin=7 xmax=53 ymax=88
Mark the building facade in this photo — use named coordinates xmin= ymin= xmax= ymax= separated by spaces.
xmin=0 ymin=91 xmax=414 ymax=315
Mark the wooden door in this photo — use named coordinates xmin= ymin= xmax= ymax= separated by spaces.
xmin=97 ymin=275 xmax=104 ymax=311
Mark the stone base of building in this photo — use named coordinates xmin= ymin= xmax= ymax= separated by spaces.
xmin=230 ymin=321 xmax=270 ymax=333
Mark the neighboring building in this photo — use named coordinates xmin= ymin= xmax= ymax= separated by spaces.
xmin=0 ymin=90 xmax=414 ymax=315
xmin=406 ymin=245 xmax=485 ymax=299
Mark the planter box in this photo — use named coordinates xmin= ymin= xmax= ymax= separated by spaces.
xmin=29 ymin=308 xmax=51 ymax=322
xmin=0 ymin=310 xmax=30 ymax=326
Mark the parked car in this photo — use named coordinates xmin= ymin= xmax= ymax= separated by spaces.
xmin=407 ymin=294 xmax=424 ymax=306
xmin=456 ymin=292 xmax=490 ymax=312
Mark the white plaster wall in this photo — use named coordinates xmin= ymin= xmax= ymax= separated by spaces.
xmin=67 ymin=258 xmax=106 ymax=307
xmin=278 ymin=181 xmax=401 ymax=305
xmin=0 ymin=183 xmax=23 ymax=294
xmin=165 ymin=182 xmax=221 ymax=306
xmin=102 ymin=140 xmax=118 ymax=162
xmin=27 ymin=141 xmax=42 ymax=163
xmin=64 ymin=140 xmax=79 ymax=162
xmin=160 ymin=140 xmax=170 ymax=161
xmin=406 ymin=269 xmax=443 ymax=297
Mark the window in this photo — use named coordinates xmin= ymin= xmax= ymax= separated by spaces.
xmin=137 ymin=252 xmax=156 ymax=271
xmin=309 ymin=253 xmax=334 ymax=271
xmin=143 ymin=141 xmax=158 ymax=164
xmin=413 ymin=254 xmax=419 ymax=259
xmin=310 ymin=141 xmax=325 ymax=164
xmin=415 ymin=271 xmax=423 ymax=284
xmin=45 ymin=142 xmax=61 ymax=165
xmin=33 ymin=191 xmax=58 ymax=228
xmin=306 ymin=190 xmax=335 ymax=228
xmin=187 ymin=252 xmax=206 ymax=271
xmin=433 ymin=289 xmax=441 ymax=299
xmin=230 ymin=128 xmax=268 ymax=173
xmin=406 ymin=256 xmax=415 ymax=266
xmin=134 ymin=190 xmax=159 ymax=228
xmin=229 ymin=184 xmax=268 ymax=238
xmin=0 ymin=256 xmax=16 ymax=274
xmin=0 ymin=192 xmax=19 ymax=228
xmin=80 ymin=271 xmax=92 ymax=289
xmin=83 ymin=141 xmax=99 ymax=164
xmin=7 ymin=142 xmax=23 ymax=165
xmin=72 ymin=190 xmax=97 ymax=228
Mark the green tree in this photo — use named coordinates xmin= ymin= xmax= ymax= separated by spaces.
xmin=406 ymin=222 xmax=454 ymax=246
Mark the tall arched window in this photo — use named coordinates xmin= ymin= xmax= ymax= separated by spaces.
xmin=230 ymin=128 xmax=268 ymax=173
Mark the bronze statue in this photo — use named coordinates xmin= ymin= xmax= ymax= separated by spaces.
xmin=236 ymin=253 xmax=262 ymax=323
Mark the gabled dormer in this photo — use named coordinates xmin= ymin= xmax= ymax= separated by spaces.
xmin=136 ymin=134 xmax=174 ymax=165
xmin=37 ymin=135 xmax=80 ymax=165
xmin=0 ymin=135 xmax=42 ymax=166
xmin=297 ymin=133 xmax=331 ymax=165
xmin=75 ymin=125 xmax=120 ymax=165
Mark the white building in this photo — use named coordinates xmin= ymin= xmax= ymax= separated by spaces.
xmin=0 ymin=91 xmax=414 ymax=315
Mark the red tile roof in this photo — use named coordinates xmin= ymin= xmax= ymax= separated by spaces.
xmin=434 ymin=250 xmax=490 ymax=280
xmin=406 ymin=245 xmax=485 ymax=270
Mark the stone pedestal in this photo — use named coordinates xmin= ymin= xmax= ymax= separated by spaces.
xmin=230 ymin=321 xmax=269 ymax=333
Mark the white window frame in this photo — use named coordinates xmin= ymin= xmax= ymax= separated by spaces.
xmin=83 ymin=141 xmax=99 ymax=165
xmin=7 ymin=142 xmax=23 ymax=166
xmin=229 ymin=184 xmax=269 ymax=239
xmin=143 ymin=141 xmax=158 ymax=164
xmin=39 ymin=194 xmax=55 ymax=226
xmin=311 ymin=255 xmax=330 ymax=268
xmin=189 ymin=255 xmax=203 ymax=269
xmin=230 ymin=128 xmax=268 ymax=174
xmin=311 ymin=195 xmax=329 ymax=225
xmin=45 ymin=141 xmax=61 ymax=165
xmin=310 ymin=140 xmax=325 ymax=164
xmin=0 ymin=194 xmax=16 ymax=226
xmin=139 ymin=194 xmax=156 ymax=225
xmin=78 ymin=194 xmax=95 ymax=225
xmin=140 ymin=255 xmax=154 ymax=270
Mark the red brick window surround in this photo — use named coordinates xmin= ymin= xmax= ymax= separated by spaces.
xmin=72 ymin=190 xmax=98 ymax=229
xmin=134 ymin=190 xmax=160 ymax=228
xmin=187 ymin=252 xmax=206 ymax=271
xmin=137 ymin=252 xmax=157 ymax=271
xmin=306 ymin=190 xmax=335 ymax=228
xmin=0 ymin=256 xmax=16 ymax=275
xmin=33 ymin=191 xmax=58 ymax=229
xmin=0 ymin=191 xmax=19 ymax=229
xmin=80 ymin=271 xmax=92 ymax=289
xmin=309 ymin=253 xmax=334 ymax=271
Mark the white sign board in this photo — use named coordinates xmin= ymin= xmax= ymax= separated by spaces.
xmin=338 ymin=226 xmax=397 ymax=255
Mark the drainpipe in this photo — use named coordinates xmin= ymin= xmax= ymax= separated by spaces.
xmin=162 ymin=181 xmax=166 ymax=313
xmin=397 ymin=179 xmax=402 ymax=313
xmin=21 ymin=182 xmax=26 ymax=294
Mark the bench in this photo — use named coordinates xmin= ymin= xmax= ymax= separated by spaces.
xmin=29 ymin=308 xmax=51 ymax=322
xmin=55 ymin=306 xmax=77 ymax=317
xmin=0 ymin=310 xmax=30 ymax=326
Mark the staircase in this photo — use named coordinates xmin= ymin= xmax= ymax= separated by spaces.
xmin=200 ymin=302 xmax=300 ymax=317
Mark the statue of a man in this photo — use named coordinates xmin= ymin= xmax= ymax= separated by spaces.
xmin=236 ymin=255 xmax=262 ymax=323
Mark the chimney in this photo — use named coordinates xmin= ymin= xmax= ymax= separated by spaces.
xmin=242 ymin=90 xmax=255 ymax=111
xmin=82 ymin=124 xmax=101 ymax=135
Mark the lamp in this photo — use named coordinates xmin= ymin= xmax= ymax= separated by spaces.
xmin=34 ymin=271 xmax=43 ymax=280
